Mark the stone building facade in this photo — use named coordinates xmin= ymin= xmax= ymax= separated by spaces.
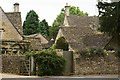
xmin=56 ymin=3 xmax=117 ymax=52
xmin=55 ymin=3 xmax=119 ymax=75
xmin=0 ymin=3 xmax=49 ymax=55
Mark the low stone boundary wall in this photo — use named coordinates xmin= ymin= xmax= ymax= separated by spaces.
xmin=75 ymin=54 xmax=119 ymax=75
xmin=1 ymin=55 xmax=26 ymax=74
xmin=1 ymin=53 xmax=118 ymax=75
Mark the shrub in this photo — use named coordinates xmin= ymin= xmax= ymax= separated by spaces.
xmin=95 ymin=48 xmax=105 ymax=57
xmin=80 ymin=49 xmax=90 ymax=58
xmin=34 ymin=49 xmax=66 ymax=76
xmin=115 ymin=49 xmax=120 ymax=58
xmin=55 ymin=37 xmax=69 ymax=51
xmin=50 ymin=43 xmax=56 ymax=49
xmin=80 ymin=48 xmax=106 ymax=58
xmin=89 ymin=48 xmax=96 ymax=57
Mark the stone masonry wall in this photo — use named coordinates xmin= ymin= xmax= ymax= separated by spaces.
xmin=1 ymin=55 xmax=26 ymax=74
xmin=75 ymin=54 xmax=119 ymax=75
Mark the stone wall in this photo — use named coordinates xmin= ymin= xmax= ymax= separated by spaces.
xmin=1 ymin=55 xmax=26 ymax=74
xmin=63 ymin=51 xmax=73 ymax=74
xmin=56 ymin=50 xmax=74 ymax=74
xmin=75 ymin=54 xmax=119 ymax=75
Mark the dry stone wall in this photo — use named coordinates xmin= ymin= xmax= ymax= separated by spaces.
xmin=1 ymin=55 xmax=26 ymax=74
xmin=75 ymin=54 xmax=119 ymax=75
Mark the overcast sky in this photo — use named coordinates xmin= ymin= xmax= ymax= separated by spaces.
xmin=0 ymin=0 xmax=98 ymax=26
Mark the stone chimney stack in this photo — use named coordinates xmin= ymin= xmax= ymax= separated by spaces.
xmin=63 ymin=3 xmax=70 ymax=27
xmin=14 ymin=3 xmax=19 ymax=12
xmin=65 ymin=3 xmax=70 ymax=16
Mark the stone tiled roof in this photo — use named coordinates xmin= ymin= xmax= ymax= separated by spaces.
xmin=60 ymin=26 xmax=95 ymax=51
xmin=24 ymin=33 xmax=50 ymax=50
xmin=24 ymin=33 xmax=48 ymax=44
xmin=83 ymin=34 xmax=111 ymax=49
xmin=67 ymin=16 xmax=99 ymax=29
xmin=5 ymin=12 xmax=23 ymax=35
xmin=61 ymin=27 xmax=110 ymax=51
xmin=59 ymin=15 xmax=110 ymax=51
xmin=61 ymin=27 xmax=94 ymax=43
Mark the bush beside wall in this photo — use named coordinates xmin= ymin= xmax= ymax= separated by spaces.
xmin=26 ymin=49 xmax=66 ymax=76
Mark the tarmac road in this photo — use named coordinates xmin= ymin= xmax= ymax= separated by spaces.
xmin=0 ymin=73 xmax=119 ymax=80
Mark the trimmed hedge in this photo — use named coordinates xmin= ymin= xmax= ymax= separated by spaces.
xmin=56 ymin=37 xmax=69 ymax=51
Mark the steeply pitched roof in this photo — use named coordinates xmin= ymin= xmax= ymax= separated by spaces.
xmin=5 ymin=12 xmax=23 ymax=35
xmin=57 ymin=15 xmax=110 ymax=51
xmin=24 ymin=33 xmax=48 ymax=44
xmin=24 ymin=33 xmax=49 ymax=50
xmin=60 ymin=27 xmax=110 ymax=51
xmin=83 ymin=34 xmax=111 ymax=49
xmin=0 ymin=7 xmax=23 ymax=41
xmin=60 ymin=26 xmax=94 ymax=51
xmin=67 ymin=16 xmax=99 ymax=27
xmin=61 ymin=27 xmax=94 ymax=43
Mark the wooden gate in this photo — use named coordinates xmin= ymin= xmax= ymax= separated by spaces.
xmin=20 ymin=58 xmax=30 ymax=75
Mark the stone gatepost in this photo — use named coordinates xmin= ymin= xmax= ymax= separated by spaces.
xmin=30 ymin=56 xmax=35 ymax=75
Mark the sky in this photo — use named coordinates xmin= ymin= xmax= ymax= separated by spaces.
xmin=0 ymin=0 xmax=98 ymax=26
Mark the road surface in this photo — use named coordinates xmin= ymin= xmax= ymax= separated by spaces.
xmin=0 ymin=73 xmax=119 ymax=80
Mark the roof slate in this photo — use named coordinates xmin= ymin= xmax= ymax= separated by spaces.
xmin=24 ymin=33 xmax=49 ymax=50
xmin=83 ymin=34 xmax=111 ymax=49
xmin=59 ymin=16 xmax=110 ymax=51
xmin=60 ymin=27 xmax=94 ymax=51
xmin=61 ymin=27 xmax=94 ymax=43
xmin=67 ymin=16 xmax=99 ymax=28
xmin=24 ymin=33 xmax=48 ymax=44
xmin=5 ymin=12 xmax=23 ymax=35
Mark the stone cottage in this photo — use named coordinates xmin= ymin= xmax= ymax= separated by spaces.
xmin=0 ymin=3 xmax=49 ymax=55
xmin=55 ymin=3 xmax=119 ymax=75
xmin=55 ymin=3 xmax=115 ymax=52
xmin=24 ymin=33 xmax=49 ymax=50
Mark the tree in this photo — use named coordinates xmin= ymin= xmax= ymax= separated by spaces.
xmin=49 ymin=6 xmax=88 ymax=39
xmin=23 ymin=10 xmax=39 ymax=35
xmin=39 ymin=19 xmax=50 ymax=37
xmin=97 ymin=1 xmax=120 ymax=36
xmin=69 ymin=6 xmax=88 ymax=16
xmin=97 ymin=1 xmax=120 ymax=48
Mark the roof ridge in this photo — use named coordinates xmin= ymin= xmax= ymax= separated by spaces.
xmin=68 ymin=15 xmax=98 ymax=18
xmin=5 ymin=12 xmax=20 ymax=13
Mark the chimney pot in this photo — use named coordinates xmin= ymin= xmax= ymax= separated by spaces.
xmin=65 ymin=3 xmax=70 ymax=16
xmin=14 ymin=3 xmax=19 ymax=12
xmin=66 ymin=3 xmax=68 ymax=6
